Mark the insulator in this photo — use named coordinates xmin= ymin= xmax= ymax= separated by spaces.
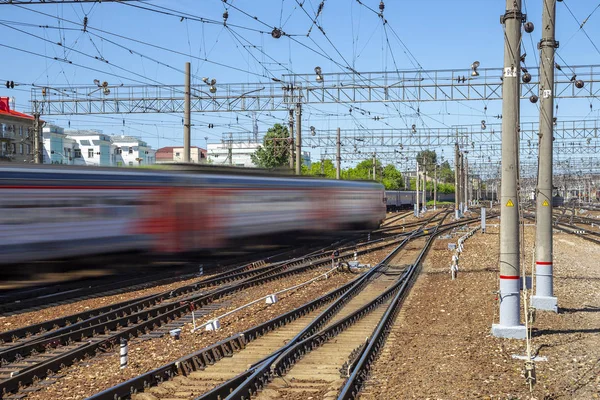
xmin=271 ymin=28 xmax=282 ymax=39
xmin=522 ymin=72 xmax=532 ymax=83
xmin=379 ymin=1 xmax=384 ymax=12
xmin=524 ymin=22 xmax=534 ymax=33
xmin=529 ymin=95 xmax=538 ymax=103
xmin=575 ymin=80 xmax=584 ymax=89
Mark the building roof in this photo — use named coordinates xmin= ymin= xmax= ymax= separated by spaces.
xmin=111 ymin=135 xmax=148 ymax=145
xmin=0 ymin=97 xmax=35 ymax=120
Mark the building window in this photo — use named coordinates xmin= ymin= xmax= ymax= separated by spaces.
xmin=129 ymin=147 xmax=133 ymax=154
xmin=74 ymin=149 xmax=82 ymax=158
xmin=128 ymin=161 xmax=133 ymax=166
xmin=116 ymin=148 xmax=122 ymax=155
xmin=26 ymin=144 xmax=31 ymax=155
xmin=11 ymin=143 xmax=16 ymax=154
xmin=175 ymin=152 xmax=180 ymax=157
xmin=19 ymin=143 xmax=23 ymax=154
xmin=88 ymin=149 xmax=94 ymax=158
xmin=19 ymin=126 xmax=23 ymax=136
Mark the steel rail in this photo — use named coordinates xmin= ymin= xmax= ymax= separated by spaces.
xmin=0 ymin=232 xmax=427 ymax=397
xmin=85 ymin=214 xmax=485 ymax=400
xmin=336 ymin=216 xmax=459 ymax=399
xmin=218 ymin=219 xmax=444 ymax=400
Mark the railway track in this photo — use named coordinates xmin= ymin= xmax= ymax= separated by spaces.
xmin=0 ymin=244 xmax=326 ymax=316
xmin=87 ymin=212 xmax=485 ymax=400
xmin=380 ymin=211 xmax=414 ymax=227
xmin=0 ymin=229 xmax=432 ymax=399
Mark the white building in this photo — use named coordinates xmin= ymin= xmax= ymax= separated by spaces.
xmin=65 ymin=130 xmax=112 ymax=166
xmin=207 ymin=141 xmax=261 ymax=167
xmin=42 ymin=125 xmax=85 ymax=165
xmin=111 ymin=135 xmax=156 ymax=167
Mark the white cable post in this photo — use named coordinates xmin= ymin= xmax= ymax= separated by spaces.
xmin=119 ymin=338 xmax=128 ymax=369
xmin=188 ymin=302 xmax=196 ymax=330
xmin=198 ymin=264 xmax=204 ymax=276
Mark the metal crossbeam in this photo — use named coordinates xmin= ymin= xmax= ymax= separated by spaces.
xmin=302 ymin=120 xmax=600 ymax=148
xmin=284 ymin=65 xmax=599 ymax=104
xmin=30 ymin=65 xmax=600 ymax=115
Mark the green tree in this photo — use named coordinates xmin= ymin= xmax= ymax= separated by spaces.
xmin=416 ymin=149 xmax=438 ymax=175
xmin=381 ymin=164 xmax=404 ymax=190
xmin=303 ymin=159 xmax=337 ymax=178
xmin=342 ymin=158 xmax=383 ymax=181
xmin=438 ymin=160 xmax=455 ymax=183
xmin=251 ymin=123 xmax=291 ymax=169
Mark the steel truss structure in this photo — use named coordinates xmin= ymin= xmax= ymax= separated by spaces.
xmin=30 ymin=64 xmax=600 ymax=115
xmin=300 ymin=120 xmax=600 ymax=148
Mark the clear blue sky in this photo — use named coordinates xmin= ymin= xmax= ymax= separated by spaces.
xmin=1 ymin=0 xmax=599 ymax=172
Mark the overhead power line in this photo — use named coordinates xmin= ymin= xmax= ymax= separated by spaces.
xmin=0 ymin=0 xmax=140 ymax=4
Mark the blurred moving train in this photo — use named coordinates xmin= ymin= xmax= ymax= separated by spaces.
xmin=385 ymin=190 xmax=455 ymax=211
xmin=0 ymin=165 xmax=386 ymax=264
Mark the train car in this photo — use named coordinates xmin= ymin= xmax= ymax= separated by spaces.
xmin=0 ymin=165 xmax=385 ymax=264
xmin=384 ymin=190 xmax=416 ymax=211
xmin=385 ymin=190 xmax=455 ymax=211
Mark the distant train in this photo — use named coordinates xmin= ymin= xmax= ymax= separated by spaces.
xmin=385 ymin=190 xmax=455 ymax=211
xmin=0 ymin=165 xmax=386 ymax=264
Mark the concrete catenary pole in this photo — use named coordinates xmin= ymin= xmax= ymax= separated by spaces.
xmin=422 ymin=170 xmax=427 ymax=212
xmin=464 ymin=156 xmax=469 ymax=211
xmin=492 ymin=0 xmax=526 ymax=339
xmin=288 ymin=109 xmax=294 ymax=169
xmin=434 ymin=165 xmax=438 ymax=210
xmin=416 ymin=161 xmax=420 ymax=216
xmin=454 ymin=144 xmax=460 ymax=218
xmin=458 ymin=151 xmax=467 ymax=215
xmin=336 ymin=128 xmax=341 ymax=179
xmin=33 ymin=109 xmax=41 ymax=164
xmin=532 ymin=0 xmax=558 ymax=312
xmin=372 ymin=152 xmax=376 ymax=181
xmin=183 ymin=62 xmax=191 ymax=163
xmin=295 ymin=103 xmax=302 ymax=175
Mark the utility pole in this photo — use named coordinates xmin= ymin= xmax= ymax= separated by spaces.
xmin=32 ymin=101 xmax=42 ymax=164
xmin=227 ymin=133 xmax=233 ymax=166
xmin=434 ymin=165 xmax=438 ymax=210
xmin=372 ymin=152 xmax=376 ymax=181
xmin=454 ymin=144 xmax=460 ymax=218
xmin=492 ymin=0 xmax=526 ymax=339
xmin=532 ymin=0 xmax=558 ymax=312
xmin=416 ymin=160 xmax=420 ymax=216
xmin=288 ymin=109 xmax=294 ymax=169
xmin=464 ymin=156 xmax=469 ymax=211
xmin=422 ymin=170 xmax=427 ymax=212
xmin=295 ymin=103 xmax=302 ymax=175
xmin=336 ymin=127 xmax=341 ymax=179
xmin=183 ymin=62 xmax=191 ymax=163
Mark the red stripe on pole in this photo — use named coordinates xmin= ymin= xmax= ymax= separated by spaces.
xmin=499 ymin=275 xmax=520 ymax=280
xmin=536 ymin=261 xmax=552 ymax=265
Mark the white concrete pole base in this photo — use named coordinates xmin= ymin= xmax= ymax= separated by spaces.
xmin=531 ymin=295 xmax=558 ymax=312
xmin=491 ymin=324 xmax=527 ymax=339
